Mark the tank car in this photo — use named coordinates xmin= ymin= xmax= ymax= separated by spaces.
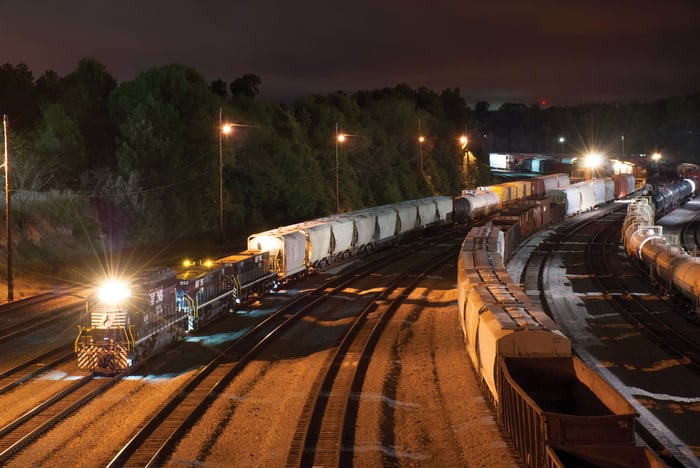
xmin=624 ymin=206 xmax=700 ymax=314
xmin=453 ymin=189 xmax=500 ymax=222
xmin=653 ymin=180 xmax=695 ymax=217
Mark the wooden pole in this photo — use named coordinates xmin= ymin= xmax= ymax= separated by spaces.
xmin=3 ymin=114 xmax=13 ymax=301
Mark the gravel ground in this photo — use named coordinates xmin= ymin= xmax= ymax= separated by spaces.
xmin=351 ymin=261 xmax=519 ymax=467
xmin=163 ymin=256 xmax=519 ymax=467
xmin=8 ymin=371 xmax=196 ymax=467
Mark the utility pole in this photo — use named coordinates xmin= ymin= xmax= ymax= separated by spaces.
xmin=3 ymin=115 xmax=13 ymax=301
xmin=335 ymin=122 xmax=340 ymax=213
xmin=218 ymin=107 xmax=224 ymax=241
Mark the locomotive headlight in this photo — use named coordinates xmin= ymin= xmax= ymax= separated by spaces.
xmin=584 ymin=153 xmax=603 ymax=168
xmin=98 ymin=280 xmax=131 ymax=303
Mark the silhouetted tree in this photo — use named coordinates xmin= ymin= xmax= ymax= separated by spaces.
xmin=0 ymin=63 xmax=39 ymax=130
xmin=59 ymin=58 xmax=117 ymax=173
xmin=230 ymin=73 xmax=261 ymax=98
xmin=210 ymin=78 xmax=228 ymax=98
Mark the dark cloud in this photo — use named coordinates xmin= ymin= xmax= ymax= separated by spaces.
xmin=2 ymin=0 xmax=699 ymax=105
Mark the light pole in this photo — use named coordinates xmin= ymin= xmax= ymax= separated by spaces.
xmin=460 ymin=134 xmax=469 ymax=186
xmin=335 ymin=122 xmax=345 ymax=213
xmin=418 ymin=118 xmax=425 ymax=178
xmin=2 ymin=114 xmax=12 ymax=301
xmin=218 ymin=108 xmax=232 ymax=240
xmin=621 ymin=134 xmax=625 ymax=155
xmin=558 ymin=136 xmax=565 ymax=153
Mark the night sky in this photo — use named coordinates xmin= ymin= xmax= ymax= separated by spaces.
xmin=3 ymin=0 xmax=700 ymax=106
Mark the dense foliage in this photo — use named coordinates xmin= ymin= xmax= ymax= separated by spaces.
xmin=0 ymin=59 xmax=699 ymax=249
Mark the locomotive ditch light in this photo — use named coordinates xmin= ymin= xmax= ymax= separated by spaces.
xmin=183 ymin=259 xmax=193 ymax=268
xmin=204 ymin=259 xmax=213 ymax=268
xmin=98 ymin=280 xmax=131 ymax=303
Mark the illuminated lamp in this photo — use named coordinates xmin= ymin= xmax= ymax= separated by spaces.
xmin=98 ymin=280 xmax=131 ymax=303
xmin=584 ymin=153 xmax=603 ymax=168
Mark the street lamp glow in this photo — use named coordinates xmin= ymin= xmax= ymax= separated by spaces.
xmin=558 ymin=136 xmax=565 ymax=144
xmin=221 ymin=123 xmax=233 ymax=135
xmin=459 ymin=135 xmax=468 ymax=147
xmin=651 ymin=152 xmax=662 ymax=161
xmin=337 ymin=133 xmax=346 ymax=143
xmin=418 ymin=135 xmax=425 ymax=143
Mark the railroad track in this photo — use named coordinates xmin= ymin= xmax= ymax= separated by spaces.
xmin=105 ymin=226 xmax=469 ymax=467
xmin=0 ymin=306 xmax=82 ymax=344
xmin=519 ymin=204 xmax=622 ymax=316
xmin=0 ymin=374 xmax=122 ymax=463
xmin=286 ymin=235 xmax=461 ymax=467
xmin=0 ymin=287 xmax=77 ymax=314
xmin=0 ymin=344 xmax=75 ymax=395
xmin=519 ymin=204 xmax=696 ymax=467
xmin=589 ymin=212 xmax=700 ymax=373
xmin=0 ymin=287 xmax=87 ymax=344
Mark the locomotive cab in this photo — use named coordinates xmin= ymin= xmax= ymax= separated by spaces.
xmin=75 ymin=280 xmax=135 ymax=373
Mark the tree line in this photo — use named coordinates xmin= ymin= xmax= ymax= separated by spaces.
xmin=1 ymin=58 xmax=698 ymax=248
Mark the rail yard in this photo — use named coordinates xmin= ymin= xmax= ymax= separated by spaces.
xmin=0 ymin=167 xmax=699 ymax=467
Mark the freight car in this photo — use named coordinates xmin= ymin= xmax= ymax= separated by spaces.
xmin=456 ymin=225 xmax=663 ymax=467
xmin=547 ymin=177 xmax=618 ymax=216
xmin=247 ymin=196 xmax=455 ymax=282
xmin=623 ymin=185 xmax=700 ymax=315
xmin=651 ymin=179 xmax=695 ymax=218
